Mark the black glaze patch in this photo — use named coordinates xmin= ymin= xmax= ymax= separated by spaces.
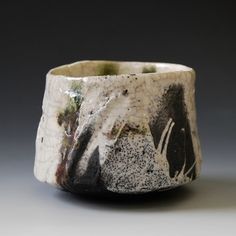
xmin=57 ymin=126 xmax=105 ymax=193
xmin=67 ymin=127 xmax=94 ymax=185
xmin=79 ymin=146 xmax=100 ymax=185
xmin=71 ymin=146 xmax=104 ymax=193
xmin=122 ymin=89 xmax=129 ymax=96
xmin=149 ymin=84 xmax=196 ymax=179
xmin=56 ymin=127 xmax=93 ymax=191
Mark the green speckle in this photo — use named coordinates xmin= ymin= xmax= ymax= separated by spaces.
xmin=57 ymin=83 xmax=83 ymax=127
xmin=142 ymin=66 xmax=156 ymax=73
xmin=98 ymin=63 xmax=119 ymax=76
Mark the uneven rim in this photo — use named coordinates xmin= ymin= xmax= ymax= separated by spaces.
xmin=48 ymin=60 xmax=194 ymax=79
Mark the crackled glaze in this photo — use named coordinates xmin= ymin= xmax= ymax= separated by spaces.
xmin=34 ymin=61 xmax=202 ymax=194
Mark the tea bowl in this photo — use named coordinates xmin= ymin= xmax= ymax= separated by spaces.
xmin=34 ymin=60 xmax=202 ymax=194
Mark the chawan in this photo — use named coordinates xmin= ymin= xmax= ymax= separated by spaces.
xmin=34 ymin=61 xmax=202 ymax=194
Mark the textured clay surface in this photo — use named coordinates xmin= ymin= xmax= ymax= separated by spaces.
xmin=34 ymin=61 xmax=202 ymax=194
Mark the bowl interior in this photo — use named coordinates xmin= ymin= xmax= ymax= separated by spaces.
xmin=50 ymin=60 xmax=191 ymax=78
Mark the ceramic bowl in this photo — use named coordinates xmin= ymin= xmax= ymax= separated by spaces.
xmin=34 ymin=60 xmax=202 ymax=194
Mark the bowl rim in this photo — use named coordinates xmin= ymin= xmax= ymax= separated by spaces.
xmin=48 ymin=60 xmax=194 ymax=80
